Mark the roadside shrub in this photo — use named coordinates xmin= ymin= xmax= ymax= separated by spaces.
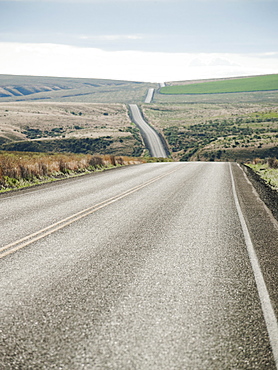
xmin=0 ymin=151 xmax=148 ymax=190
xmin=268 ymin=157 xmax=278 ymax=169
xmin=89 ymin=155 xmax=105 ymax=168
xmin=253 ymin=158 xmax=263 ymax=165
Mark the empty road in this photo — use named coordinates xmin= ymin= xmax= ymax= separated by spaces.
xmin=144 ymin=88 xmax=155 ymax=103
xmin=1 ymin=162 xmax=278 ymax=369
xmin=129 ymin=104 xmax=167 ymax=158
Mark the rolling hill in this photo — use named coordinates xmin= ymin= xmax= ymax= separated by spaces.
xmin=0 ymin=73 xmax=277 ymax=162
xmin=0 ymin=75 xmax=154 ymax=104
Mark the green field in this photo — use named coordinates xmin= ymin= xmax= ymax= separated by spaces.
xmin=160 ymin=75 xmax=278 ymax=95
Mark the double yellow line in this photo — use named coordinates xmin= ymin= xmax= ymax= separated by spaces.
xmin=0 ymin=167 xmax=179 ymax=259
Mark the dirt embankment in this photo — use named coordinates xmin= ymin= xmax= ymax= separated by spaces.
xmin=242 ymin=164 xmax=278 ymax=222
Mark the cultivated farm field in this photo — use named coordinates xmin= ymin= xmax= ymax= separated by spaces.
xmin=160 ymin=74 xmax=278 ymax=95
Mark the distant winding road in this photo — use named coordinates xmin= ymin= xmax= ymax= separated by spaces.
xmin=1 ymin=162 xmax=278 ymax=368
xmin=144 ymin=88 xmax=155 ymax=103
xmin=129 ymin=103 xmax=168 ymax=158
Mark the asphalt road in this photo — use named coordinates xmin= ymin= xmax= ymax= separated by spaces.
xmin=1 ymin=162 xmax=278 ymax=369
xmin=144 ymin=88 xmax=155 ymax=103
xmin=129 ymin=104 xmax=168 ymax=158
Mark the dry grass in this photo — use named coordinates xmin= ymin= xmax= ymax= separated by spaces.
xmin=142 ymin=102 xmax=278 ymax=161
xmin=246 ymin=158 xmax=278 ymax=190
xmin=0 ymin=75 xmax=154 ymax=104
xmin=154 ymin=89 xmax=278 ymax=104
xmin=142 ymin=103 xmax=278 ymax=129
xmin=0 ymin=151 xmax=144 ymax=190
xmin=0 ymin=102 xmax=132 ymax=143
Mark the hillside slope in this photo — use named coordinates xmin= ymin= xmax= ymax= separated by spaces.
xmin=0 ymin=75 xmax=154 ymax=104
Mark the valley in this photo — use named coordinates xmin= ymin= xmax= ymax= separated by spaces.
xmin=0 ymin=74 xmax=277 ymax=163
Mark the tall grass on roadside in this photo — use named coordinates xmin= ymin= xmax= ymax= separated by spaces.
xmin=246 ymin=157 xmax=278 ymax=190
xmin=267 ymin=157 xmax=278 ymax=169
xmin=251 ymin=157 xmax=278 ymax=168
xmin=0 ymin=151 xmax=144 ymax=190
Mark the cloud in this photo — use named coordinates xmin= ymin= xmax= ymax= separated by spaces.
xmin=189 ymin=58 xmax=207 ymax=67
xmin=78 ymin=35 xmax=144 ymax=41
xmin=255 ymin=52 xmax=278 ymax=58
xmin=0 ymin=0 xmax=184 ymax=2
xmin=4 ymin=0 xmax=275 ymax=1
xmin=0 ymin=42 xmax=277 ymax=82
xmin=190 ymin=56 xmax=239 ymax=68
xmin=208 ymin=58 xmax=239 ymax=67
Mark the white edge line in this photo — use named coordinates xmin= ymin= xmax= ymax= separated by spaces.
xmin=229 ymin=163 xmax=278 ymax=368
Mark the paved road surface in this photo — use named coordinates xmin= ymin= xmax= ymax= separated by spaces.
xmin=144 ymin=88 xmax=155 ymax=103
xmin=1 ymin=162 xmax=278 ymax=369
xmin=129 ymin=104 xmax=168 ymax=158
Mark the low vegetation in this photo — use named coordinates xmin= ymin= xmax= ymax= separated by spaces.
xmin=0 ymin=102 xmax=145 ymax=157
xmin=155 ymin=90 xmax=278 ymax=105
xmin=0 ymin=74 xmax=277 ymax=163
xmin=142 ymin=103 xmax=278 ymax=162
xmin=160 ymin=75 xmax=278 ymax=95
xmin=0 ymin=151 xmax=170 ymax=191
xmin=1 ymin=136 xmax=114 ymax=154
xmin=1 ymin=132 xmax=144 ymax=158
xmin=246 ymin=158 xmax=278 ymax=190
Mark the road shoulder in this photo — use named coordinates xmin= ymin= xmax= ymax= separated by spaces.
xmin=231 ymin=163 xmax=278 ymax=316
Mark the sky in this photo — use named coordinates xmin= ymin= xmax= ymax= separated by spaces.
xmin=0 ymin=0 xmax=277 ymax=82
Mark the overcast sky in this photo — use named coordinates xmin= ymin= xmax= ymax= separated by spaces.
xmin=0 ymin=0 xmax=277 ymax=82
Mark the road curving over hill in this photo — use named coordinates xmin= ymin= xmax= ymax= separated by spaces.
xmin=129 ymin=103 xmax=168 ymax=158
xmin=144 ymin=88 xmax=155 ymax=103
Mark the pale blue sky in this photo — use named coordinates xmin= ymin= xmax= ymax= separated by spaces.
xmin=0 ymin=0 xmax=277 ymax=81
xmin=1 ymin=0 xmax=278 ymax=53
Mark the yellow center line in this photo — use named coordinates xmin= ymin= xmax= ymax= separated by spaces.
xmin=0 ymin=167 xmax=180 ymax=259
